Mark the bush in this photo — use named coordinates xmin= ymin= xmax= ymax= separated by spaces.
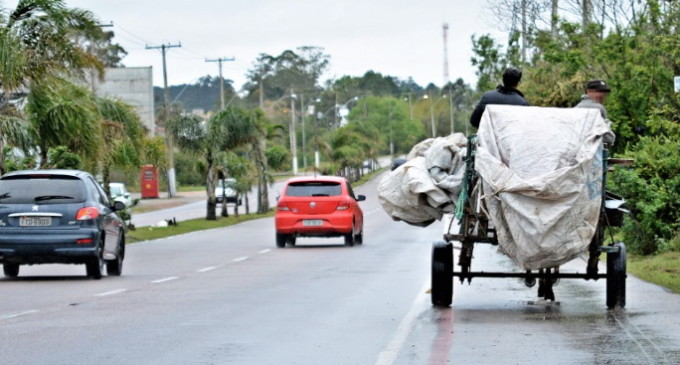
xmin=610 ymin=120 xmax=680 ymax=255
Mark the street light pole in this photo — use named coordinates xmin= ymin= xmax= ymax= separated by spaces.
xmin=290 ymin=89 xmax=298 ymax=175
xmin=449 ymin=92 xmax=454 ymax=134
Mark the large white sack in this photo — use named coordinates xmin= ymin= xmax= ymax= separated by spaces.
xmin=475 ymin=105 xmax=614 ymax=270
xmin=378 ymin=133 xmax=467 ymax=227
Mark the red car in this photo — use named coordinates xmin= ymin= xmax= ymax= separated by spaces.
xmin=275 ymin=176 xmax=365 ymax=247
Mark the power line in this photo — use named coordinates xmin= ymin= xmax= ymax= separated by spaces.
xmin=205 ymin=57 xmax=235 ymax=110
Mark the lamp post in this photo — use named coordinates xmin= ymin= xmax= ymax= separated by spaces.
xmin=336 ymin=96 xmax=359 ymax=127
xmin=448 ymin=92 xmax=454 ymax=134
xmin=424 ymin=94 xmax=446 ymax=137
xmin=290 ymin=90 xmax=298 ymax=175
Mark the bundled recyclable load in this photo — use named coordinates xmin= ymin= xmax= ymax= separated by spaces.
xmin=378 ymin=133 xmax=467 ymax=227
xmin=475 ymin=105 xmax=615 ymax=270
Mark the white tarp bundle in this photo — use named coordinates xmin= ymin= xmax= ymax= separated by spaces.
xmin=475 ymin=105 xmax=615 ymax=270
xmin=378 ymin=133 xmax=467 ymax=227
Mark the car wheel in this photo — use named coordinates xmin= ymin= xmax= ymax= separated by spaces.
xmin=86 ymin=245 xmax=104 ymax=279
xmin=287 ymin=235 xmax=296 ymax=246
xmin=106 ymin=233 xmax=125 ymax=276
xmin=276 ymin=233 xmax=287 ymax=248
xmin=355 ymin=229 xmax=363 ymax=245
xmin=3 ymin=263 xmax=19 ymax=278
xmin=344 ymin=224 xmax=355 ymax=247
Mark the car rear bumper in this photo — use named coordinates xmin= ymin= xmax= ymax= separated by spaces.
xmin=275 ymin=213 xmax=354 ymax=237
xmin=0 ymin=228 xmax=101 ymax=264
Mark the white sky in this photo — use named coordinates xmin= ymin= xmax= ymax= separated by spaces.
xmin=10 ymin=0 xmax=508 ymax=88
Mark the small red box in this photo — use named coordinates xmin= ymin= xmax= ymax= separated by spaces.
xmin=140 ymin=165 xmax=159 ymax=199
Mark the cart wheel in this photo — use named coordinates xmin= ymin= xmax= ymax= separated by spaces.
xmin=432 ymin=241 xmax=453 ymax=307
xmin=606 ymin=242 xmax=627 ymax=309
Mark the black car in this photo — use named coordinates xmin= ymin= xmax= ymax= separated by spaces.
xmin=0 ymin=170 xmax=126 ymax=279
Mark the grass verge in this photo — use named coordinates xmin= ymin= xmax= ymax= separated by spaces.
xmin=127 ymin=210 xmax=274 ymax=244
xmin=628 ymin=252 xmax=680 ymax=294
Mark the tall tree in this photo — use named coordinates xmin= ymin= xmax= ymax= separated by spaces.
xmin=167 ymin=107 xmax=255 ymax=220
xmin=0 ymin=0 xmax=104 ymax=171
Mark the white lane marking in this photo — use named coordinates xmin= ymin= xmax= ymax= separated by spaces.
xmin=94 ymin=289 xmax=127 ymax=297
xmin=375 ymin=281 xmax=430 ymax=365
xmin=197 ymin=266 xmax=218 ymax=273
xmin=0 ymin=310 xmax=39 ymax=321
xmin=233 ymin=256 xmax=248 ymax=263
xmin=151 ymin=276 xmax=179 ymax=284
xmin=258 ymin=249 xmax=271 ymax=254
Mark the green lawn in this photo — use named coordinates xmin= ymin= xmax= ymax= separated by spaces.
xmin=127 ymin=210 xmax=274 ymax=243
xmin=628 ymin=252 xmax=680 ymax=294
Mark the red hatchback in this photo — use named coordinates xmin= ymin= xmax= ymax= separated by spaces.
xmin=275 ymin=176 xmax=365 ymax=247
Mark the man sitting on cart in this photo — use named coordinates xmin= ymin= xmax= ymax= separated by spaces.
xmin=469 ymin=67 xmax=530 ymax=129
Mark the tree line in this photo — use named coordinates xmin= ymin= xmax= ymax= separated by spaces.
xmin=476 ymin=0 xmax=679 ymax=255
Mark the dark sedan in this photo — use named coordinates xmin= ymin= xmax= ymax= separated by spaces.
xmin=0 ymin=170 xmax=126 ymax=279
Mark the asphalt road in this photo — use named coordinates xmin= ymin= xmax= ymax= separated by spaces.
xmin=1 ymin=172 xmax=679 ymax=364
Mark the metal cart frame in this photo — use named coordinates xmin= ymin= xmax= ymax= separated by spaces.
xmin=431 ymin=136 xmax=629 ymax=308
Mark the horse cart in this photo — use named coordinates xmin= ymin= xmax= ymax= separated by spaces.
xmin=430 ymin=107 xmax=630 ymax=309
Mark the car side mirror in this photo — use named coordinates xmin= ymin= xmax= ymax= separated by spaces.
xmin=124 ymin=193 xmax=130 ymax=197
xmin=112 ymin=201 xmax=126 ymax=212
xmin=357 ymin=194 xmax=366 ymax=202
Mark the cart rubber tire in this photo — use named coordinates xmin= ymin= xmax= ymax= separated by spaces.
xmin=606 ymin=242 xmax=626 ymax=309
xmin=344 ymin=224 xmax=355 ymax=247
xmin=432 ymin=241 xmax=453 ymax=307
xmin=3 ymin=263 xmax=19 ymax=278
xmin=276 ymin=233 xmax=287 ymax=248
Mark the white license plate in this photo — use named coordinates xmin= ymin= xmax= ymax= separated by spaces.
xmin=19 ymin=217 xmax=52 ymax=227
xmin=302 ymin=219 xmax=323 ymax=226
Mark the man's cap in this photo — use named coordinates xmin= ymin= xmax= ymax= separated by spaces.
xmin=585 ymin=79 xmax=611 ymax=92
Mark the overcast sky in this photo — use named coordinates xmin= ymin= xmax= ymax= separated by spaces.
xmin=13 ymin=0 xmax=507 ymax=88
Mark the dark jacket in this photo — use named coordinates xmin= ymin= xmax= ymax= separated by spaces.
xmin=469 ymin=85 xmax=529 ymax=128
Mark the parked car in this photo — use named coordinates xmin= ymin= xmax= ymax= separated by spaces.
xmin=275 ymin=176 xmax=365 ymax=248
xmin=215 ymin=178 xmax=240 ymax=205
xmin=0 ymin=170 xmax=127 ymax=279
xmin=391 ymin=158 xmax=407 ymax=171
xmin=109 ymin=182 xmax=132 ymax=208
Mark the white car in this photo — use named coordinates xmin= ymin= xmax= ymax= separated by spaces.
xmin=109 ymin=182 xmax=132 ymax=208
xmin=215 ymin=178 xmax=240 ymax=205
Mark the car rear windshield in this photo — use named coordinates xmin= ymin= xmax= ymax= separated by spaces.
xmin=0 ymin=175 xmax=87 ymax=204
xmin=286 ymin=181 xmax=342 ymax=197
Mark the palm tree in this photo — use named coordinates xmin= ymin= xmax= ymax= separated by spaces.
xmin=26 ymin=77 xmax=101 ymax=166
xmin=167 ymin=107 xmax=255 ymax=220
xmin=0 ymin=0 xmax=104 ymax=172
xmin=96 ymin=97 xmax=145 ymax=194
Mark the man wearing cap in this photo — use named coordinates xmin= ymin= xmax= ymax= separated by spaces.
xmin=469 ymin=67 xmax=530 ymax=129
xmin=575 ymin=79 xmax=611 ymax=118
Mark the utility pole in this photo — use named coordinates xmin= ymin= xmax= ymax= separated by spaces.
xmin=300 ymin=93 xmax=307 ymax=170
xmin=290 ymin=89 xmax=298 ymax=175
xmin=146 ymin=42 xmax=181 ymax=198
xmin=205 ymin=57 xmax=235 ymax=110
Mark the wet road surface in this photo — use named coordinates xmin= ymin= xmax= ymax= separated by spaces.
xmin=1 ymin=172 xmax=679 ymax=364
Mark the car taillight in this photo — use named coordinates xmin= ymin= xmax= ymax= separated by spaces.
xmin=277 ymin=203 xmax=290 ymax=211
xmin=336 ymin=201 xmax=350 ymax=211
xmin=76 ymin=207 xmax=99 ymax=220
xmin=76 ymin=238 xmax=93 ymax=244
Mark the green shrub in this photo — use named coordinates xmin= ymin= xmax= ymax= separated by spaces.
xmin=610 ymin=119 xmax=680 ymax=255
